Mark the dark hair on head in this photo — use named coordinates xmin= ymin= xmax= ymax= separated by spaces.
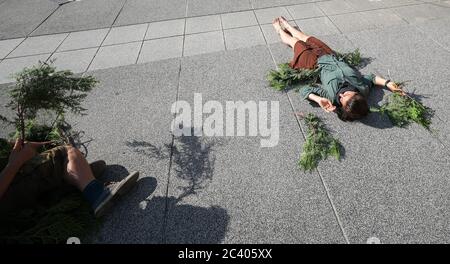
xmin=337 ymin=93 xmax=369 ymax=121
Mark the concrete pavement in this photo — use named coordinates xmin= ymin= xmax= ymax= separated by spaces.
xmin=0 ymin=0 xmax=449 ymax=243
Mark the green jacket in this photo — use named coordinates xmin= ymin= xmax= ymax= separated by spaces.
xmin=300 ymin=54 xmax=375 ymax=106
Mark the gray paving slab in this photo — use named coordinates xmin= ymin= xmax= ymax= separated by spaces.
xmin=315 ymin=0 xmax=357 ymax=16
xmin=268 ymin=42 xmax=294 ymax=64
xmin=185 ymin=15 xmax=222 ymax=35
xmin=345 ymin=0 xmax=420 ymax=11
xmin=261 ymin=24 xmax=282 ymax=44
xmin=345 ymin=24 xmax=450 ymax=150
xmin=221 ymin=11 xmax=258 ymax=29
xmin=57 ymin=28 xmax=109 ymax=52
xmin=165 ymin=46 xmax=345 ymax=243
xmin=114 ymin=0 xmax=186 ymax=26
xmin=254 ymin=7 xmax=294 ymax=24
xmin=145 ymin=19 xmax=185 ymax=40
xmin=32 ymin=0 xmax=126 ymax=36
xmin=345 ymin=25 xmax=450 ymax=91
xmin=329 ymin=12 xmax=378 ymax=33
xmin=186 ymin=0 xmax=252 ymax=17
xmin=0 ymin=54 xmax=50 ymax=84
xmin=223 ymin=26 xmax=266 ymax=50
xmin=287 ymin=80 xmax=450 ymax=244
xmin=66 ymin=60 xmax=180 ymax=243
xmin=293 ymin=93 xmax=450 ymax=243
xmin=356 ymin=9 xmax=407 ymax=29
xmin=431 ymin=0 xmax=450 ymax=7
xmin=103 ymin=24 xmax=148 ymax=46
xmin=0 ymin=0 xmax=58 ymax=40
xmin=251 ymin=0 xmax=316 ymax=9
xmin=88 ymin=42 xmax=141 ymax=71
xmin=295 ymin=17 xmax=341 ymax=36
xmin=392 ymin=3 xmax=450 ymax=24
xmin=183 ymin=31 xmax=225 ymax=57
xmin=138 ymin=37 xmax=183 ymax=63
xmin=0 ymin=38 xmax=24 ymax=59
xmin=49 ymin=48 xmax=97 ymax=73
xmin=414 ymin=17 xmax=450 ymax=51
xmin=287 ymin=2 xmax=325 ymax=19
xmin=7 ymin=33 xmax=68 ymax=58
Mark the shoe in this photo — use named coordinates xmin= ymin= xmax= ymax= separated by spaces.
xmin=93 ymin=171 xmax=139 ymax=218
xmin=89 ymin=160 xmax=106 ymax=179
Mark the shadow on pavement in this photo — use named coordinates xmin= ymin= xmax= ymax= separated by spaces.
xmin=361 ymin=86 xmax=395 ymax=129
xmin=116 ymin=129 xmax=229 ymax=243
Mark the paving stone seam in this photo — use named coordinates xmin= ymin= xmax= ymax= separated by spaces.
xmin=0 ymin=1 xmax=431 ymax=67
xmin=390 ymin=5 xmax=450 ymax=54
xmin=315 ymin=2 xmax=345 ymax=34
xmin=83 ymin=0 xmax=130 ymax=74
xmin=45 ymin=32 xmax=71 ymax=65
xmin=27 ymin=3 xmax=62 ymax=37
xmin=135 ymin=24 xmax=150 ymax=64
xmin=219 ymin=12 xmax=228 ymax=51
xmin=181 ymin=0 xmax=189 ymax=57
xmin=161 ymin=59 xmax=183 ymax=244
xmin=0 ymin=0 xmax=427 ymax=42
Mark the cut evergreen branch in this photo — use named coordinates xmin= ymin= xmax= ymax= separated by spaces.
xmin=2 ymin=61 xmax=97 ymax=142
xmin=335 ymin=49 xmax=362 ymax=67
xmin=267 ymin=49 xmax=365 ymax=91
xmin=298 ymin=113 xmax=343 ymax=171
xmin=370 ymin=82 xmax=434 ymax=130
xmin=0 ymin=62 xmax=98 ymax=244
xmin=267 ymin=63 xmax=320 ymax=91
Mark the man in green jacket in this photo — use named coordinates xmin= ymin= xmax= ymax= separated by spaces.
xmin=273 ymin=17 xmax=406 ymax=121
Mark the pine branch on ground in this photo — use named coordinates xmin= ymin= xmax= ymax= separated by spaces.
xmin=298 ymin=114 xmax=343 ymax=172
xmin=370 ymin=82 xmax=434 ymax=130
xmin=267 ymin=49 xmax=365 ymax=91
xmin=267 ymin=63 xmax=320 ymax=91
xmin=335 ymin=49 xmax=363 ymax=67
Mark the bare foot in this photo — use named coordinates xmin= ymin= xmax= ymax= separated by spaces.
xmin=272 ymin=17 xmax=282 ymax=34
xmin=279 ymin=16 xmax=293 ymax=31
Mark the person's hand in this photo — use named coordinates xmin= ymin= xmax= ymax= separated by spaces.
xmin=7 ymin=139 xmax=51 ymax=170
xmin=318 ymin=98 xmax=336 ymax=113
xmin=387 ymin=82 xmax=406 ymax=96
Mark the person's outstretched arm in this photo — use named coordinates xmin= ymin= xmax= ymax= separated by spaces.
xmin=373 ymin=75 xmax=406 ymax=95
xmin=301 ymin=85 xmax=336 ymax=113
xmin=308 ymin=93 xmax=336 ymax=113
xmin=0 ymin=139 xmax=49 ymax=200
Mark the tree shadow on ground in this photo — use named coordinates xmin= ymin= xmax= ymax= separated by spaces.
xmin=126 ymin=128 xmax=225 ymax=202
xmin=98 ymin=129 xmax=229 ymax=244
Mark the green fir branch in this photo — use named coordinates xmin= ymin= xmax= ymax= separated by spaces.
xmin=371 ymin=82 xmax=434 ymax=130
xmin=298 ymin=114 xmax=343 ymax=172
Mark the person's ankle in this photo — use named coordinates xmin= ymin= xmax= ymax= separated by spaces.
xmin=82 ymin=179 xmax=107 ymax=208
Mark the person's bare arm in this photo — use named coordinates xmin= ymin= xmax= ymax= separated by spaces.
xmin=374 ymin=75 xmax=406 ymax=95
xmin=0 ymin=140 xmax=49 ymax=200
xmin=308 ymin=93 xmax=336 ymax=113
